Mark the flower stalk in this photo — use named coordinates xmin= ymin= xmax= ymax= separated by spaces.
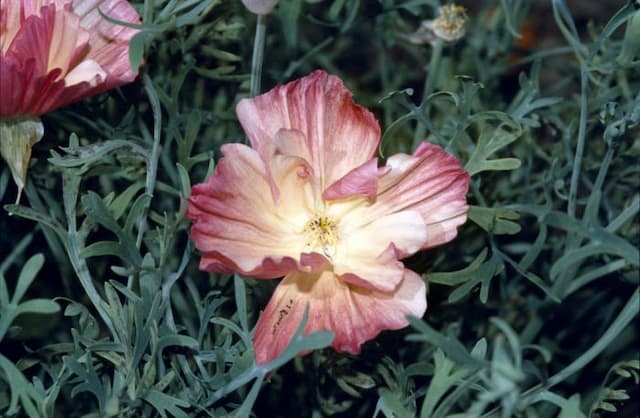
xmin=250 ymin=15 xmax=268 ymax=97
xmin=414 ymin=38 xmax=444 ymax=145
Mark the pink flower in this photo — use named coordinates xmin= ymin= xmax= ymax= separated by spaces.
xmin=187 ymin=70 xmax=470 ymax=365
xmin=0 ymin=0 xmax=141 ymax=200
xmin=0 ymin=0 xmax=142 ymax=117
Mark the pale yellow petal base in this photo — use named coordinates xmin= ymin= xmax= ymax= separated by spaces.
xmin=0 ymin=117 xmax=44 ymax=203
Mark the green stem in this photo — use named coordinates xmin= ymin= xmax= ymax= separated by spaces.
xmin=413 ymin=39 xmax=444 ymax=146
xmin=554 ymin=140 xmax=614 ymax=297
xmin=62 ymin=171 xmax=117 ymax=339
xmin=592 ymin=145 xmax=614 ymax=193
xmin=135 ymin=75 xmax=162 ymax=251
xmin=0 ymin=309 xmax=16 ymax=343
xmin=567 ymin=65 xmax=589 ymax=217
xmin=554 ymin=63 xmax=589 ymax=295
xmin=376 ymin=14 xmax=392 ymax=131
xmin=250 ymin=15 xmax=267 ymax=98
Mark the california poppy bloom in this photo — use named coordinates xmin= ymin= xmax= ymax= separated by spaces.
xmin=187 ymin=70 xmax=470 ymax=365
xmin=0 ymin=0 xmax=141 ymax=200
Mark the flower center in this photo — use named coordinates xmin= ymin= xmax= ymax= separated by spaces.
xmin=303 ymin=215 xmax=339 ymax=257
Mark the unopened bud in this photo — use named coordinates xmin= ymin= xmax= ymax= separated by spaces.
xmin=241 ymin=0 xmax=278 ymax=15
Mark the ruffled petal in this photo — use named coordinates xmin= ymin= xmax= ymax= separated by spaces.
xmin=186 ymin=144 xmax=318 ymax=278
xmin=332 ymin=210 xmax=427 ymax=291
xmin=335 ymin=243 xmax=404 ymax=292
xmin=322 ymin=158 xmax=379 ymax=201
xmin=0 ymin=0 xmax=22 ymax=53
xmin=4 ymin=4 xmax=62 ymax=77
xmin=253 ymin=269 xmax=426 ymax=364
xmin=0 ymin=0 xmax=141 ymax=117
xmin=64 ymin=58 xmax=106 ymax=86
xmin=273 ymin=128 xmax=311 ymax=163
xmin=47 ymin=4 xmax=89 ymax=78
xmin=370 ymin=141 xmax=470 ymax=249
xmin=72 ymin=0 xmax=141 ymax=83
xmin=236 ymin=70 xmax=381 ymax=192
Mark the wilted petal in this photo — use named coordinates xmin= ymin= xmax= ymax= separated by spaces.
xmin=253 ymin=269 xmax=426 ymax=364
xmin=187 ymin=144 xmax=318 ymax=278
xmin=0 ymin=117 xmax=44 ymax=202
xmin=371 ymin=141 xmax=470 ymax=249
xmin=236 ymin=70 xmax=381 ymax=192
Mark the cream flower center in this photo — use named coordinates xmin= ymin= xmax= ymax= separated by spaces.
xmin=303 ymin=214 xmax=339 ymax=258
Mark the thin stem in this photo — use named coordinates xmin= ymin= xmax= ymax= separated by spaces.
xmin=554 ymin=141 xmax=614 ymax=297
xmin=250 ymin=15 xmax=267 ymax=98
xmin=592 ymin=144 xmax=614 ymax=193
xmin=567 ymin=65 xmax=589 ymax=217
xmin=61 ymin=171 xmax=117 ymax=339
xmin=376 ymin=15 xmax=392 ymax=130
xmin=413 ymin=39 xmax=444 ymax=145
xmin=135 ymin=75 xmax=163 ymax=251
xmin=554 ymin=62 xmax=589 ymax=295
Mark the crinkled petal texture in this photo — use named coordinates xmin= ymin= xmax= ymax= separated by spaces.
xmin=187 ymin=70 xmax=470 ymax=365
xmin=340 ymin=141 xmax=471 ymax=252
xmin=236 ymin=70 xmax=381 ymax=192
xmin=186 ymin=143 xmax=322 ymax=278
xmin=253 ymin=269 xmax=426 ymax=365
xmin=0 ymin=0 xmax=141 ymax=117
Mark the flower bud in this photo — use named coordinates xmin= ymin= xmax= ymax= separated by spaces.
xmin=427 ymin=4 xmax=468 ymax=42
xmin=241 ymin=0 xmax=279 ymax=15
xmin=400 ymin=4 xmax=468 ymax=45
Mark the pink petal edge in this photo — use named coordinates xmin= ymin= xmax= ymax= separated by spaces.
xmin=236 ymin=70 xmax=381 ymax=191
xmin=0 ymin=0 xmax=141 ymax=117
xmin=322 ymin=158 xmax=379 ymax=201
xmin=186 ymin=144 xmax=318 ymax=278
xmin=373 ymin=141 xmax=470 ymax=249
xmin=252 ymin=268 xmax=427 ymax=365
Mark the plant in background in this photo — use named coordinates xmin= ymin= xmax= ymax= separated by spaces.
xmin=0 ymin=0 xmax=141 ymax=200
xmin=187 ymin=70 xmax=469 ymax=364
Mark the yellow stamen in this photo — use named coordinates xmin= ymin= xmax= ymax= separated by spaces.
xmin=303 ymin=215 xmax=339 ymax=257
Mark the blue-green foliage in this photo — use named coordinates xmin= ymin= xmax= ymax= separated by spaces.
xmin=0 ymin=0 xmax=638 ymax=416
